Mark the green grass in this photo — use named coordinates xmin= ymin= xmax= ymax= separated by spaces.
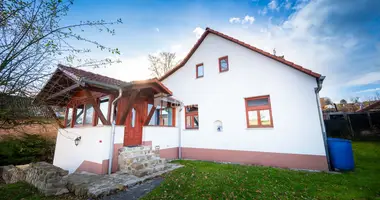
xmin=144 ymin=142 xmax=380 ymax=200
xmin=1 ymin=142 xmax=379 ymax=200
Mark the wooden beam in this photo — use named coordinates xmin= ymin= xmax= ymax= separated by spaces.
xmin=119 ymin=90 xmax=139 ymax=125
xmin=46 ymin=83 xmax=80 ymax=100
xmin=83 ymin=88 xmax=110 ymax=125
xmin=144 ymin=105 xmax=156 ymax=126
xmin=47 ymin=106 xmax=64 ymax=128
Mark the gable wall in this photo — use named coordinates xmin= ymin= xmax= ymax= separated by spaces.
xmin=163 ymin=34 xmax=326 ymax=156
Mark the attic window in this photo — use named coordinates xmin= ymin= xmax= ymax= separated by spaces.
xmin=196 ymin=63 xmax=204 ymax=78
xmin=219 ymin=56 xmax=229 ymax=72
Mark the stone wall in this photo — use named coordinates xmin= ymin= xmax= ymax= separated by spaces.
xmin=0 ymin=162 xmax=69 ymax=196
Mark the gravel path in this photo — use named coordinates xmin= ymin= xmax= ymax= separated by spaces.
xmin=101 ymin=177 xmax=164 ymax=200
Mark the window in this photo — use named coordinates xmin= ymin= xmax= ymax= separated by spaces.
xmin=245 ymin=95 xmax=273 ymax=128
xmin=75 ymin=105 xmax=84 ymax=125
xmin=98 ymin=97 xmax=110 ymax=125
xmin=84 ymin=104 xmax=94 ymax=125
xmin=185 ymin=105 xmax=199 ymax=129
xmin=148 ymin=103 xmax=175 ymax=126
xmin=196 ymin=63 xmax=204 ymax=78
xmin=131 ymin=108 xmax=136 ymax=127
xmin=219 ymin=56 xmax=229 ymax=72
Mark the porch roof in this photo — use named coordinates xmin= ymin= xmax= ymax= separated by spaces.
xmin=35 ymin=64 xmax=172 ymax=106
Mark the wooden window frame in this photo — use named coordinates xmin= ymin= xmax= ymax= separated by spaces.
xmin=185 ymin=105 xmax=199 ymax=129
xmin=218 ymin=56 xmax=229 ymax=73
xmin=146 ymin=101 xmax=176 ymax=127
xmin=196 ymin=63 xmax=204 ymax=78
xmin=244 ymin=95 xmax=274 ymax=128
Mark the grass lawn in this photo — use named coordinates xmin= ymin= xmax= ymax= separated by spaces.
xmin=1 ymin=142 xmax=379 ymax=200
xmin=144 ymin=142 xmax=380 ymax=200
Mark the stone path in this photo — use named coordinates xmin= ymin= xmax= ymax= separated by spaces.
xmin=101 ymin=177 xmax=163 ymax=200
xmin=66 ymin=163 xmax=182 ymax=198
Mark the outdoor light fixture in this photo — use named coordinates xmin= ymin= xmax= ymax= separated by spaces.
xmin=74 ymin=136 xmax=81 ymax=146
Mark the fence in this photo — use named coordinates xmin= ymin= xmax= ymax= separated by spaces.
xmin=324 ymin=111 xmax=380 ymax=140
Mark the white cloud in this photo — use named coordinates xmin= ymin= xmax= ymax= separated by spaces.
xmin=242 ymin=15 xmax=255 ymax=24
xmin=155 ymin=28 xmax=160 ymax=32
xmin=285 ymin=1 xmax=292 ymax=9
xmin=193 ymin=27 xmax=205 ymax=39
xmin=268 ymin=0 xmax=279 ymax=11
xmin=356 ymin=88 xmax=380 ymax=93
xmin=229 ymin=17 xmax=241 ymax=24
xmin=170 ymin=44 xmax=182 ymax=52
xmin=90 ymin=55 xmax=151 ymax=81
xmin=258 ymin=7 xmax=268 ymax=16
xmin=229 ymin=15 xmax=255 ymax=25
xmin=346 ymin=72 xmax=380 ymax=86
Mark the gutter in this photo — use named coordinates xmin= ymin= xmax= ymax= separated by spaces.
xmin=314 ymin=76 xmax=332 ymax=171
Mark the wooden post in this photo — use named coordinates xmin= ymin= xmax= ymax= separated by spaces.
xmin=64 ymin=107 xmax=69 ymax=128
xmin=144 ymin=105 xmax=156 ymax=126
xmin=119 ymin=90 xmax=139 ymax=125
xmin=347 ymin=114 xmax=355 ymax=139
xmin=47 ymin=106 xmax=64 ymax=128
xmin=367 ymin=112 xmax=373 ymax=128
xmin=83 ymin=89 xmax=110 ymax=125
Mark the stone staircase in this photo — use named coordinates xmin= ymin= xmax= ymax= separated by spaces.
xmin=118 ymin=146 xmax=168 ymax=177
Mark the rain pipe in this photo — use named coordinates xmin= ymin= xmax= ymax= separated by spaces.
xmin=314 ymin=76 xmax=331 ymax=171
xmin=107 ymin=88 xmax=123 ymax=174
xmin=79 ymin=78 xmax=130 ymax=174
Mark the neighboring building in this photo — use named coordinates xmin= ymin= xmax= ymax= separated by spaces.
xmin=35 ymin=28 xmax=329 ymax=174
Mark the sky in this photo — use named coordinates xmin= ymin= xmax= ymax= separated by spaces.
xmin=62 ymin=0 xmax=380 ymax=103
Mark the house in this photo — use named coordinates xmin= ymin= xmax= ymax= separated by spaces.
xmin=35 ymin=28 xmax=329 ymax=175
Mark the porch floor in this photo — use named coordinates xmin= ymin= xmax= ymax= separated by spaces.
xmin=66 ymin=163 xmax=182 ymax=198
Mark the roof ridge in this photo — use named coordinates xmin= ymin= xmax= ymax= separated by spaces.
xmin=159 ymin=27 xmax=321 ymax=81
xmin=57 ymin=64 xmax=129 ymax=84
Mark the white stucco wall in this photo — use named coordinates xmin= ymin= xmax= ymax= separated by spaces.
xmin=142 ymin=126 xmax=179 ymax=150
xmin=162 ymin=33 xmax=326 ymax=156
xmin=53 ymin=125 xmax=124 ymax=173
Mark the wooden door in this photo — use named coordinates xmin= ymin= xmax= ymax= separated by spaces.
xmin=124 ymin=103 xmax=144 ymax=146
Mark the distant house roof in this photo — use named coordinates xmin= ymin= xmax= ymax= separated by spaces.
xmin=159 ymin=27 xmax=321 ymax=81
xmin=357 ymin=100 xmax=380 ymax=112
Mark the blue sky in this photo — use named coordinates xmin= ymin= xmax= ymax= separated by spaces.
xmin=62 ymin=0 xmax=380 ymax=102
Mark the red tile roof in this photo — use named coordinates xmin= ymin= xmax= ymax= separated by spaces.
xmin=58 ymin=64 xmax=128 ymax=87
xmin=159 ymin=27 xmax=321 ymax=81
xmin=57 ymin=64 xmax=172 ymax=95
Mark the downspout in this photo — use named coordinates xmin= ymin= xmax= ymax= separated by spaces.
xmin=178 ymin=105 xmax=183 ymax=159
xmin=74 ymin=78 xmax=130 ymax=174
xmin=107 ymin=88 xmax=123 ymax=174
xmin=315 ymin=76 xmax=331 ymax=171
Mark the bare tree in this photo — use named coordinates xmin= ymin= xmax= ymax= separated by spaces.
xmin=148 ymin=52 xmax=178 ymax=78
xmin=0 ymin=0 xmax=122 ymax=128
xmin=350 ymin=97 xmax=360 ymax=104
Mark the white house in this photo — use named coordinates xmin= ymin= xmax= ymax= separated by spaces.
xmin=36 ymin=27 xmax=329 ymax=174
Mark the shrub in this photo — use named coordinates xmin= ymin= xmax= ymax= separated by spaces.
xmin=0 ymin=134 xmax=55 ymax=166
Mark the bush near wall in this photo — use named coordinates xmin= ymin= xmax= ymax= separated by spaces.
xmin=0 ymin=134 xmax=55 ymax=166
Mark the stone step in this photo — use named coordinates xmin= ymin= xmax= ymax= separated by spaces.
xmin=119 ymin=146 xmax=152 ymax=153
xmin=134 ymin=164 xmax=169 ymax=177
xmin=119 ymin=149 xmax=158 ymax=158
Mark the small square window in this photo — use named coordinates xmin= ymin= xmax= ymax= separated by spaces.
xmin=219 ymin=56 xmax=229 ymax=72
xmin=196 ymin=63 xmax=204 ymax=78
